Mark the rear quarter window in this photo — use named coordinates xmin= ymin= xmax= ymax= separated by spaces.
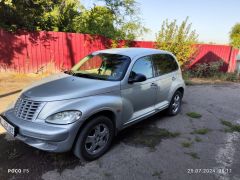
xmin=152 ymin=54 xmax=178 ymax=76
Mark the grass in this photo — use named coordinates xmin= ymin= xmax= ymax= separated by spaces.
xmin=103 ymin=172 xmax=112 ymax=177
xmin=8 ymin=148 xmax=21 ymax=160
xmin=184 ymin=80 xmax=194 ymax=86
xmin=221 ymin=120 xmax=233 ymax=127
xmin=194 ymin=137 xmax=202 ymax=142
xmin=184 ymin=152 xmax=200 ymax=159
xmin=182 ymin=70 xmax=240 ymax=85
xmin=224 ymin=128 xmax=234 ymax=133
xmin=140 ymin=128 xmax=180 ymax=149
xmin=186 ymin=112 xmax=202 ymax=119
xmin=123 ymin=126 xmax=180 ymax=149
xmin=221 ymin=119 xmax=240 ymax=133
xmin=153 ymin=128 xmax=180 ymax=138
xmin=181 ymin=141 xmax=192 ymax=148
xmin=184 ymin=78 xmax=232 ymax=86
xmin=152 ymin=171 xmax=163 ymax=179
xmin=191 ymin=128 xmax=210 ymax=135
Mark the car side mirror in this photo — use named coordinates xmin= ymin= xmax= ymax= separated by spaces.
xmin=128 ymin=73 xmax=147 ymax=83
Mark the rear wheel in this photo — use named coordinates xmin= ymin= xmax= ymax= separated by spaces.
xmin=73 ymin=116 xmax=114 ymax=161
xmin=167 ymin=91 xmax=182 ymax=116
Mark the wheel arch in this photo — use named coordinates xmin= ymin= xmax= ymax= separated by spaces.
xmin=168 ymin=85 xmax=185 ymax=102
xmin=81 ymin=110 xmax=117 ymax=132
xmin=72 ymin=109 xmax=117 ymax=151
xmin=176 ymin=87 xmax=184 ymax=96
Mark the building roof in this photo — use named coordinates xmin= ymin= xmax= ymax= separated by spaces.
xmin=94 ymin=48 xmax=171 ymax=59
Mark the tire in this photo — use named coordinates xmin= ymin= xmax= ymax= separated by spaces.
xmin=73 ymin=116 xmax=114 ymax=161
xmin=167 ymin=91 xmax=183 ymax=116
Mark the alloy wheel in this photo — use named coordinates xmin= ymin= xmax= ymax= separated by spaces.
xmin=172 ymin=94 xmax=181 ymax=113
xmin=84 ymin=123 xmax=110 ymax=155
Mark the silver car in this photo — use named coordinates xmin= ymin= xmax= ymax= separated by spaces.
xmin=0 ymin=48 xmax=185 ymax=160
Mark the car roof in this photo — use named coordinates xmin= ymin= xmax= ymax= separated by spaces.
xmin=94 ymin=48 xmax=172 ymax=59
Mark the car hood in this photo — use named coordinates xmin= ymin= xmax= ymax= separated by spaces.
xmin=21 ymin=73 xmax=120 ymax=101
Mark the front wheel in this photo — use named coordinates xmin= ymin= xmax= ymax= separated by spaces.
xmin=167 ymin=91 xmax=183 ymax=116
xmin=73 ymin=116 xmax=114 ymax=161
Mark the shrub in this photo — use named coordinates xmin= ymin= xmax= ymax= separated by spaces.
xmin=184 ymin=59 xmax=240 ymax=82
xmin=230 ymin=23 xmax=240 ymax=49
xmin=155 ymin=17 xmax=198 ymax=66
xmin=191 ymin=61 xmax=224 ymax=78
xmin=219 ymin=72 xmax=239 ymax=82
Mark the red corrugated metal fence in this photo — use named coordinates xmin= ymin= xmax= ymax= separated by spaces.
xmin=189 ymin=44 xmax=239 ymax=72
xmin=0 ymin=29 xmax=238 ymax=73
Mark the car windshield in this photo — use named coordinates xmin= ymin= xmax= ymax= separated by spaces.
xmin=65 ymin=53 xmax=131 ymax=81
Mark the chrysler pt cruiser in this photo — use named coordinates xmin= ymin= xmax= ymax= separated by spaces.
xmin=0 ymin=48 xmax=185 ymax=160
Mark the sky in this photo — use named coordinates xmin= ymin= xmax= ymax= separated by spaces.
xmin=137 ymin=0 xmax=240 ymax=44
xmin=82 ymin=0 xmax=240 ymax=44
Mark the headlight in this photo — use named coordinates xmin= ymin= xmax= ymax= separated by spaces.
xmin=45 ymin=111 xmax=82 ymax=125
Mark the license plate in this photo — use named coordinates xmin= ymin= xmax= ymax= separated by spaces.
xmin=0 ymin=116 xmax=15 ymax=136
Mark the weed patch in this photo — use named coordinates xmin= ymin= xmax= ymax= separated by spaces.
xmin=194 ymin=137 xmax=202 ymax=142
xmin=191 ymin=128 xmax=210 ymax=135
xmin=221 ymin=119 xmax=240 ymax=133
xmin=186 ymin=112 xmax=202 ymax=119
xmin=121 ymin=126 xmax=180 ymax=149
xmin=152 ymin=171 xmax=163 ymax=179
xmin=184 ymin=152 xmax=200 ymax=159
xmin=181 ymin=141 xmax=192 ymax=148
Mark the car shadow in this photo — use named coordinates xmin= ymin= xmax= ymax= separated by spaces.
xmin=0 ymin=109 xmax=178 ymax=179
xmin=0 ymin=133 xmax=83 ymax=180
xmin=112 ymin=110 xmax=176 ymax=149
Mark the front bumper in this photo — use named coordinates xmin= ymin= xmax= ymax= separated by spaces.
xmin=1 ymin=109 xmax=83 ymax=152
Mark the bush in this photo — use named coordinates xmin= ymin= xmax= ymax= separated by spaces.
xmin=155 ymin=17 xmax=198 ymax=66
xmin=191 ymin=61 xmax=224 ymax=78
xmin=184 ymin=60 xmax=240 ymax=82
xmin=182 ymin=70 xmax=192 ymax=80
xmin=218 ymin=72 xmax=239 ymax=82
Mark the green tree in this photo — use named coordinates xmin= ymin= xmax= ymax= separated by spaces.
xmin=0 ymin=0 xmax=81 ymax=32
xmin=155 ymin=17 xmax=198 ymax=66
xmin=0 ymin=0 xmax=147 ymax=41
xmin=78 ymin=0 xmax=148 ymax=41
xmin=0 ymin=0 xmax=56 ymax=31
xmin=73 ymin=6 xmax=116 ymax=38
xmin=230 ymin=23 xmax=240 ymax=49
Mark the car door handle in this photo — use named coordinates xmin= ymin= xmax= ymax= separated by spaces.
xmin=151 ymin=83 xmax=157 ymax=87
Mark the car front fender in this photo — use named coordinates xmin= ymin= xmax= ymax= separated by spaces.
xmin=38 ymin=92 xmax=123 ymax=128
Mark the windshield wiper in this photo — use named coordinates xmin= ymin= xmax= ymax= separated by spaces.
xmin=65 ymin=70 xmax=93 ymax=78
xmin=64 ymin=70 xmax=76 ymax=75
xmin=70 ymin=72 xmax=99 ymax=79
xmin=65 ymin=71 xmax=107 ymax=80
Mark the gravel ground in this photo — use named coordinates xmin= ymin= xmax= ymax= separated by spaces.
xmin=0 ymin=82 xmax=240 ymax=180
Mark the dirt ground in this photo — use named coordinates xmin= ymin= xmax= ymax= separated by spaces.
xmin=0 ymin=73 xmax=47 ymax=134
xmin=0 ymin=74 xmax=240 ymax=180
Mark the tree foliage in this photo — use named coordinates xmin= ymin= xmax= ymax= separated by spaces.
xmin=230 ymin=23 xmax=240 ymax=49
xmin=0 ymin=0 xmax=147 ymax=41
xmin=73 ymin=0 xmax=148 ymax=40
xmin=73 ymin=6 xmax=116 ymax=38
xmin=0 ymin=0 xmax=81 ymax=31
xmin=155 ymin=17 xmax=198 ymax=66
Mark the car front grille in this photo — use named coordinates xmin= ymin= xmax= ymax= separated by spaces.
xmin=14 ymin=97 xmax=44 ymax=121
